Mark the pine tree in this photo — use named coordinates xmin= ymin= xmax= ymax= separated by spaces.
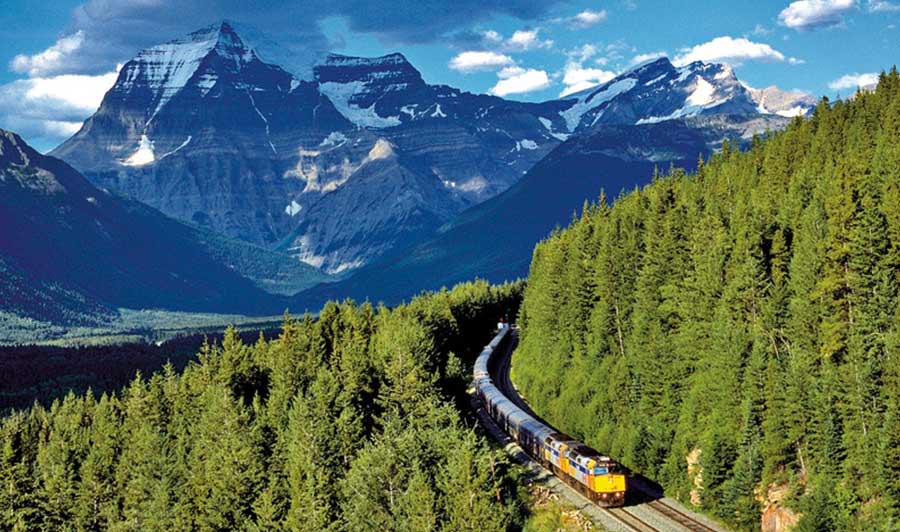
xmin=74 ymin=393 xmax=121 ymax=530
xmin=187 ymin=387 xmax=262 ymax=530
xmin=396 ymin=467 xmax=438 ymax=532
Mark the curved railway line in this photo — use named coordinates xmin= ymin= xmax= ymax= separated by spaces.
xmin=474 ymin=325 xmax=730 ymax=532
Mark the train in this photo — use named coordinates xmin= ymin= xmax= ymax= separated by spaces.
xmin=473 ymin=324 xmax=627 ymax=507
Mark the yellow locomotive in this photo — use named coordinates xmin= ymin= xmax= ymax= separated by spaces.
xmin=540 ymin=433 xmax=626 ymax=506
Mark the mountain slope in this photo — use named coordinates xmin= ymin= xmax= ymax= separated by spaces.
xmin=52 ymin=22 xmax=351 ymax=247
xmin=0 ymin=129 xmax=317 ymax=320
xmin=297 ymin=119 xmax=710 ymax=306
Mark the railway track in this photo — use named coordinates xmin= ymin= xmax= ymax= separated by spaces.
xmin=606 ymin=507 xmax=661 ymax=532
xmin=645 ymin=500 xmax=720 ymax=532
xmin=484 ymin=326 xmax=729 ymax=532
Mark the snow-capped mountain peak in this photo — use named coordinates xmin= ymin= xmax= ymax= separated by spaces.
xmin=113 ymin=21 xmax=294 ymax=125
xmin=314 ymin=52 xmax=427 ymax=129
xmin=315 ymin=52 xmax=424 ymax=86
xmin=558 ymin=56 xmax=759 ymax=132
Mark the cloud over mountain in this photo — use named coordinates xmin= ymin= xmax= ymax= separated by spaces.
xmin=449 ymin=51 xmax=514 ymax=72
xmin=489 ymin=67 xmax=551 ymax=96
xmin=673 ymin=36 xmax=801 ymax=67
xmin=30 ymin=0 xmax=568 ymax=78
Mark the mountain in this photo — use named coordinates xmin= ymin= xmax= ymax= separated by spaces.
xmin=0 ymin=129 xmax=326 ymax=323
xmin=747 ymin=85 xmax=817 ymax=117
xmin=296 ymin=119 xmax=710 ymax=306
xmin=556 ymin=58 xmax=762 ymax=134
xmin=52 ymin=22 xmax=351 ymax=246
xmin=51 ymin=23 xmax=797 ymax=278
xmin=295 ymin=58 xmax=799 ymax=305
xmin=53 ymin=22 xmax=569 ymax=273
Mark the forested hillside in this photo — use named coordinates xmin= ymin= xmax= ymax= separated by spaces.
xmin=0 ymin=281 xmax=526 ymax=530
xmin=513 ymin=69 xmax=900 ymax=530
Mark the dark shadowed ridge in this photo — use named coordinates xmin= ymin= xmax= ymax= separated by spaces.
xmin=0 ymin=128 xmax=294 ymax=322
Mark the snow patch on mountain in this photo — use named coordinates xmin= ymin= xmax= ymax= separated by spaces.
xmin=159 ymin=136 xmax=192 ymax=159
xmin=538 ymin=117 xmax=570 ymax=141
xmin=559 ymin=77 xmax=638 ymax=132
xmin=687 ymin=77 xmax=717 ymax=106
xmin=458 ymin=176 xmax=488 ymax=193
xmin=122 ymin=135 xmax=155 ymax=166
xmin=319 ymin=131 xmax=348 ymax=147
xmin=331 ymin=258 xmax=365 ymax=275
xmin=775 ymin=106 xmax=808 ymax=117
xmin=196 ymin=73 xmax=219 ymax=94
xmin=401 ymin=105 xmax=418 ymax=118
xmin=319 ymin=81 xmax=401 ymax=128
xmin=288 ymin=235 xmax=326 ymax=269
xmin=245 ymin=89 xmax=276 ymax=153
xmin=285 ymin=200 xmax=302 ymax=216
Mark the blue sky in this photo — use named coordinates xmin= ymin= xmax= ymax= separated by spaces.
xmin=2 ymin=0 xmax=898 ymax=151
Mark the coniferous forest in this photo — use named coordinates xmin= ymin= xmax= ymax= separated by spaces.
xmin=513 ymin=70 xmax=900 ymax=530
xmin=0 ymin=281 xmax=527 ymax=531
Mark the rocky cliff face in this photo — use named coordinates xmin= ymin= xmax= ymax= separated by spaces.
xmin=760 ymin=482 xmax=801 ymax=532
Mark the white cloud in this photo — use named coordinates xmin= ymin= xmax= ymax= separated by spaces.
xmin=630 ymin=51 xmax=668 ymax=66
xmin=482 ymin=30 xmax=503 ymax=43
xmin=0 ymin=70 xmax=118 ymax=149
xmin=20 ymin=72 xmax=119 ymax=112
xmin=778 ymin=0 xmax=855 ymax=30
xmin=504 ymin=29 xmax=554 ymax=51
xmin=560 ymin=65 xmax=616 ymax=96
xmin=673 ymin=36 xmax=799 ymax=67
xmin=560 ymin=45 xmax=616 ymax=97
xmin=10 ymin=31 xmax=86 ymax=77
xmin=568 ymin=44 xmax=599 ymax=62
xmin=570 ymin=10 xmax=609 ymax=28
xmin=828 ymin=72 xmax=879 ymax=90
xmin=449 ymin=51 xmax=514 ymax=72
xmin=489 ymin=67 xmax=551 ymax=97
xmin=869 ymin=0 xmax=900 ymax=10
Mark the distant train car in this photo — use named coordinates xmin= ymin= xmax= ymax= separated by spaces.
xmin=474 ymin=325 xmax=626 ymax=507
